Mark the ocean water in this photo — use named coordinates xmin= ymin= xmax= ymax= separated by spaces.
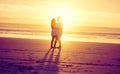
xmin=0 ymin=23 xmax=120 ymax=44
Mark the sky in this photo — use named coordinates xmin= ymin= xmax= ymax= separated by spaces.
xmin=0 ymin=0 xmax=120 ymax=28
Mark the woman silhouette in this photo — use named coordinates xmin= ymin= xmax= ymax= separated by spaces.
xmin=50 ymin=18 xmax=57 ymax=48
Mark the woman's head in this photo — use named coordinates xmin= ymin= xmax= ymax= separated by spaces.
xmin=51 ymin=18 xmax=56 ymax=25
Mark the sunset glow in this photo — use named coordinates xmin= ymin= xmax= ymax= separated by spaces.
xmin=47 ymin=5 xmax=77 ymax=27
xmin=0 ymin=0 xmax=120 ymax=28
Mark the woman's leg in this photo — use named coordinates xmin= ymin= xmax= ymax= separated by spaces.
xmin=51 ymin=36 xmax=55 ymax=48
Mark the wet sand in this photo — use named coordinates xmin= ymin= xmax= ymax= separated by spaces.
xmin=0 ymin=37 xmax=120 ymax=74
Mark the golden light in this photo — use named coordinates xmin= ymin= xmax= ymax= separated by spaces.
xmin=47 ymin=5 xmax=80 ymax=41
xmin=49 ymin=6 xmax=77 ymax=28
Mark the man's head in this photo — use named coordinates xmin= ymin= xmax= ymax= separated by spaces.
xmin=57 ymin=16 xmax=61 ymax=22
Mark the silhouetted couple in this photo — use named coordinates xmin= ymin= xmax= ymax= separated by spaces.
xmin=51 ymin=16 xmax=63 ymax=49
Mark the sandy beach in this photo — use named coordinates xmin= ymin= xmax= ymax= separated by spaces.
xmin=0 ymin=37 xmax=120 ymax=74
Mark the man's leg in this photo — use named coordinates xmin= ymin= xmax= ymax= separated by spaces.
xmin=53 ymin=36 xmax=57 ymax=48
xmin=58 ymin=36 xmax=61 ymax=48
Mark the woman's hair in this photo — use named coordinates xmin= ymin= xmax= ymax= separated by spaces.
xmin=51 ymin=18 xmax=56 ymax=28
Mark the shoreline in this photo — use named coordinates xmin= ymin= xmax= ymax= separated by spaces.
xmin=0 ymin=36 xmax=120 ymax=45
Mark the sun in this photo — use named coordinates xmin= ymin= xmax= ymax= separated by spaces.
xmin=49 ymin=6 xmax=76 ymax=28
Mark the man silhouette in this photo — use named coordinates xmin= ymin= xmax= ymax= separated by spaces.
xmin=54 ymin=16 xmax=63 ymax=48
